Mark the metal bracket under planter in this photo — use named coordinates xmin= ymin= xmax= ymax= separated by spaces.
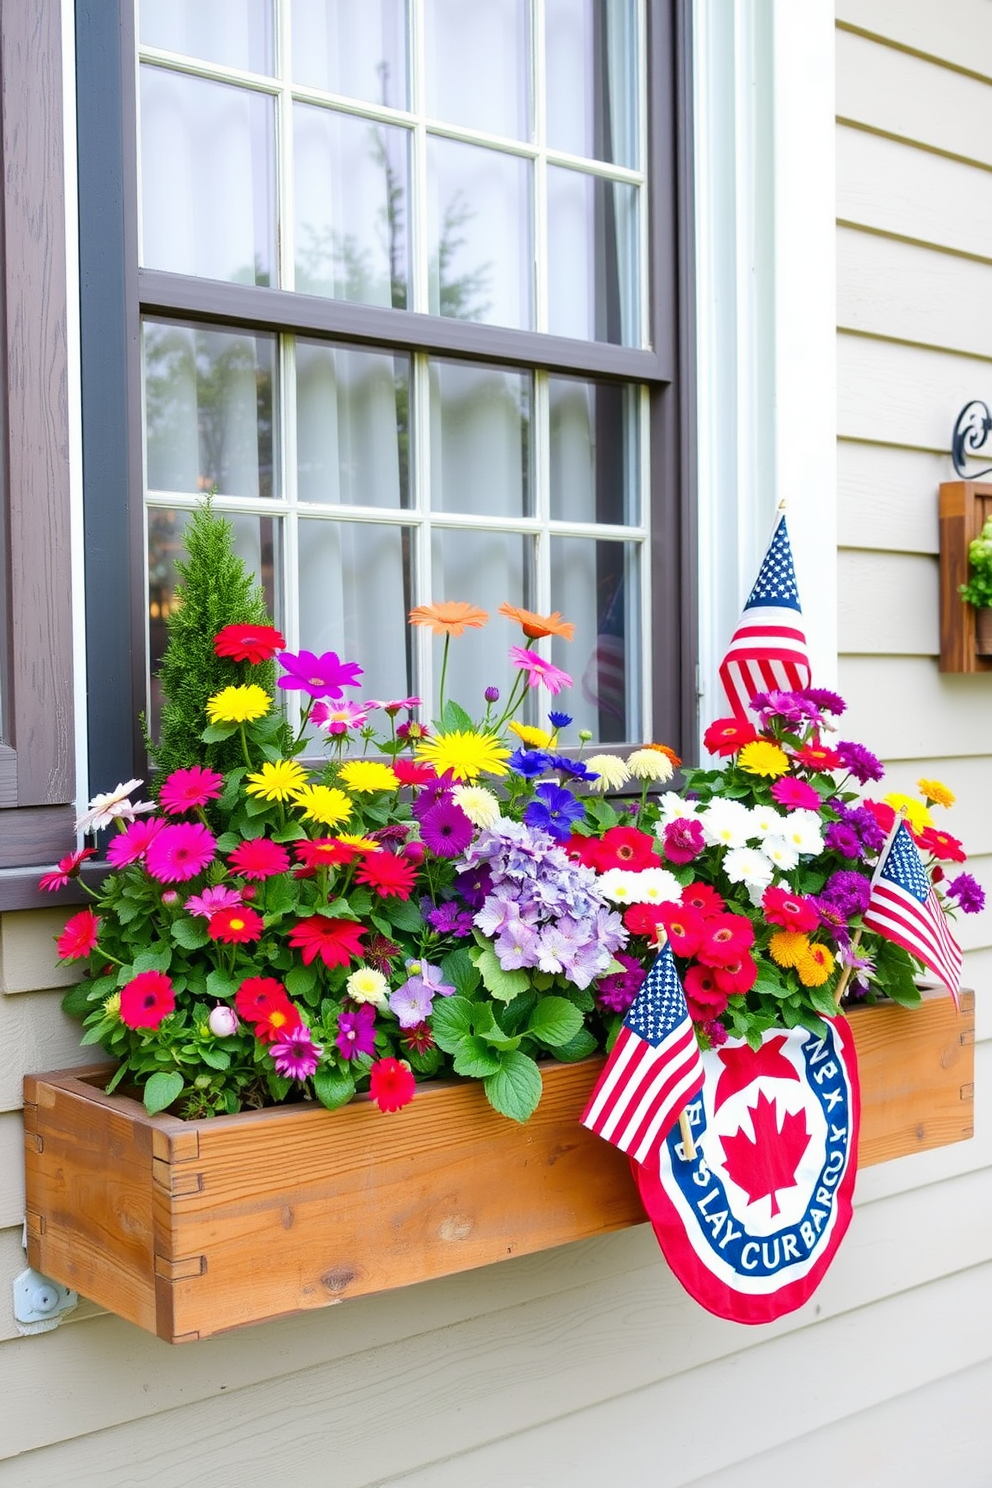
xmin=22 ymin=988 xmax=973 ymax=1344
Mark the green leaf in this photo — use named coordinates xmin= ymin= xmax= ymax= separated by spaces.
xmin=132 ymin=946 xmax=172 ymax=975
xmin=440 ymin=699 xmax=475 ymax=733
xmin=440 ymin=947 xmax=481 ymax=997
xmin=61 ymin=981 xmax=98 ymax=1018
xmin=753 ymin=967 xmax=788 ymax=999
xmin=526 ymin=995 xmax=584 ymax=1048
xmin=383 ymin=897 xmax=424 ymax=933
xmin=452 ymin=1036 xmax=503 ymax=1078
xmin=407 ymin=1044 xmax=443 ymax=1077
xmin=261 ymin=873 xmax=299 ymax=919
xmin=552 ymin=1027 xmax=600 ymax=1063
xmin=285 ymin=964 xmax=318 ymax=1003
xmin=475 ymin=946 xmax=530 ymax=1002
xmin=313 ymin=1065 xmax=356 ymax=1111
xmin=873 ymin=939 xmax=923 ymax=1006
xmin=201 ymin=1046 xmax=231 ymax=1071
xmin=201 ymin=722 xmax=237 ymax=743
xmin=806 ymin=983 xmax=840 ymax=1018
xmin=484 ymin=1052 xmax=543 ymax=1123
xmin=205 ymin=969 xmax=240 ymax=1001
xmin=171 ymin=918 xmax=210 ymax=950
xmin=431 ymin=995 xmax=476 ymax=1053
xmin=143 ymin=1070 xmax=185 ymax=1115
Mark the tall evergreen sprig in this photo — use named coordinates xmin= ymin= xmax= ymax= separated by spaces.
xmin=150 ymin=503 xmax=279 ymax=782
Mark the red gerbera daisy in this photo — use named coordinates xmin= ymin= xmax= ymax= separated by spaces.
xmin=915 ymin=826 xmax=967 ymax=863
xmin=697 ymin=912 xmax=755 ymax=968
xmin=355 ymin=852 xmax=417 ymax=900
xmin=56 ymin=908 xmax=101 ymax=961
xmin=294 ymin=838 xmax=358 ymax=871
xmin=228 ymin=837 xmax=291 ymax=881
xmin=712 ymin=952 xmax=758 ymax=995
xmin=702 ymin=717 xmax=759 ymax=757
xmin=213 ymin=622 xmax=286 ymax=665
xmin=655 ymin=901 xmax=704 ymax=958
xmin=622 ymin=902 xmax=668 ymax=943
xmin=684 ymin=964 xmax=730 ymax=1023
xmin=564 ymin=832 xmax=603 ymax=870
xmin=794 ymin=740 xmax=842 ymax=771
xmin=120 ymin=969 xmax=175 ymax=1030
xmin=369 ymin=1057 xmax=417 ymax=1113
xmin=594 ymin=825 xmax=658 ymax=872
xmin=39 ymin=847 xmax=96 ymax=893
xmin=681 ymin=883 xmax=726 ymax=919
xmin=392 ymin=758 xmax=437 ymax=787
xmin=234 ymin=976 xmax=300 ymax=1041
xmin=762 ymin=884 xmax=819 ymax=933
xmin=208 ymin=905 xmax=265 ymax=944
xmin=288 ymin=914 xmax=365 ymax=968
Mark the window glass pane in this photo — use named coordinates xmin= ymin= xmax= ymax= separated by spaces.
xmin=547 ymin=168 xmax=639 ymax=345
xmin=144 ymin=322 xmax=276 ymax=499
xmin=425 ymin=0 xmax=529 ymax=139
xmin=139 ymin=0 xmax=274 ymax=74
xmin=140 ymin=67 xmax=275 ymax=286
xmin=550 ymin=537 xmax=641 ymax=743
xmin=545 ymin=0 xmax=638 ymax=167
xmin=428 ymin=138 xmax=532 ymax=330
xmin=291 ymin=0 xmax=408 ymax=110
xmin=294 ymin=106 xmax=410 ymax=309
xmin=298 ymin=519 xmax=414 ymax=702
xmin=296 ymin=342 xmax=410 ymax=508
xmin=429 ymin=360 xmax=531 ymax=517
xmin=147 ymin=508 xmax=279 ymax=738
xmin=549 ymin=378 xmax=639 ymax=525
xmin=430 ymin=528 xmax=534 ymax=715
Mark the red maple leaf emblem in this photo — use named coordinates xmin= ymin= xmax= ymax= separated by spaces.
xmin=714 ymin=1035 xmax=800 ymax=1111
xmin=721 ymin=1090 xmax=811 ymax=1218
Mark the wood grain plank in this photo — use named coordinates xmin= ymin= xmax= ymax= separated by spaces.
xmin=838 ymin=654 xmax=992 ymax=758
xmin=838 ymin=225 xmax=992 ymax=359
xmin=838 ymin=549 xmax=938 ymax=656
xmin=837 ymin=441 xmax=942 ymax=555
xmin=837 ymin=0 xmax=992 ymax=82
xmin=837 ymin=124 xmax=992 ymax=263
xmin=837 ymin=332 xmax=989 ymax=453
xmin=837 ymin=28 xmax=992 ymax=168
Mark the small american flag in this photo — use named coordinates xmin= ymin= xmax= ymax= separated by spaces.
xmin=863 ymin=822 xmax=963 ymax=1005
xmin=581 ymin=942 xmax=704 ymax=1166
xmin=719 ymin=514 xmax=812 ymax=720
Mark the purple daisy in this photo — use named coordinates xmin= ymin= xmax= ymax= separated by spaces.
xmin=420 ymin=798 xmax=474 ymax=857
xmin=802 ymin=687 xmax=847 ymax=716
xmin=835 ymin=740 xmax=884 ymax=784
xmin=825 ymin=821 xmax=863 ymax=859
xmin=270 ymin=1024 xmax=321 ymax=1080
xmin=821 ymin=869 xmax=871 ymax=918
xmin=336 ymin=1003 xmax=376 ymax=1060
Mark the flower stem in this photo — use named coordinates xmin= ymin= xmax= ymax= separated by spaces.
xmin=438 ymin=635 xmax=451 ymax=718
xmin=238 ymin=724 xmax=253 ymax=771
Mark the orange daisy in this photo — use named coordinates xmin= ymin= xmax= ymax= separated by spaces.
xmin=408 ymin=601 xmax=489 ymax=637
xmin=498 ymin=603 xmax=575 ymax=641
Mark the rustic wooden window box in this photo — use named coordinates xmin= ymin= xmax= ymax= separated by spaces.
xmin=23 ymin=989 xmax=973 ymax=1344
xmin=938 ymin=479 xmax=992 ymax=672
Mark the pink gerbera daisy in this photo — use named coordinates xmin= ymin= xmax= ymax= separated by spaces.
xmin=38 ymin=847 xmax=96 ymax=892
xmin=310 ymin=700 xmax=369 ymax=735
xmin=227 ymin=837 xmax=291 ymax=880
xmin=508 ymin=647 xmax=573 ymax=695
xmin=770 ymin=776 xmax=821 ymax=811
xmin=185 ymin=885 xmax=243 ymax=920
xmin=270 ymin=1024 xmax=322 ymax=1081
xmin=158 ymin=765 xmax=225 ymax=815
xmin=105 ymin=816 xmax=166 ymax=868
xmin=144 ymin=822 xmax=217 ymax=883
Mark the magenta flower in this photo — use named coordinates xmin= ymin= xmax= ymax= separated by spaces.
xmin=185 ymin=885 xmax=243 ymax=920
xmin=364 ymin=696 xmax=422 ymax=716
xmin=420 ymin=798 xmax=474 ymax=857
xmin=144 ymin=822 xmax=217 ymax=883
xmin=946 ymin=872 xmax=986 ymax=914
xmin=270 ymin=1024 xmax=321 ymax=1080
xmin=158 ymin=764 xmax=225 ymax=815
xmin=770 ymin=777 xmax=821 ymax=811
xmin=662 ymin=817 xmax=704 ymax=865
xmin=311 ymin=700 xmax=369 ymax=735
xmin=38 ymin=847 xmax=96 ymax=892
xmin=509 ymin=647 xmax=573 ymax=695
xmin=277 ymin=649 xmax=363 ymax=699
xmin=227 ymin=837 xmax=291 ymax=881
xmin=336 ymin=1003 xmax=377 ymax=1060
xmin=105 ymin=817 xmax=166 ymax=868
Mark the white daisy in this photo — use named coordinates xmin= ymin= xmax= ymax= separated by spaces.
xmin=761 ymin=835 xmax=801 ymax=871
xmin=626 ymin=748 xmax=675 ymax=783
xmin=749 ymin=803 xmax=786 ymax=839
xmin=779 ymin=809 xmax=824 ymax=855
xmin=723 ymin=847 xmax=775 ymax=891
xmin=586 ymin=754 xmax=631 ymax=791
xmin=598 ymin=868 xmax=642 ymax=904
xmin=699 ymin=798 xmax=752 ymax=849
xmin=452 ymin=785 xmax=501 ymax=829
xmin=631 ymin=867 xmax=683 ymax=905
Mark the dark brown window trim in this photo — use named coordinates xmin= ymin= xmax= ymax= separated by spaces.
xmin=0 ymin=858 xmax=108 ymax=914
xmin=0 ymin=0 xmax=76 ymax=867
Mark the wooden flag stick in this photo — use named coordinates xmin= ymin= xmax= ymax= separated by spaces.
xmin=833 ymin=926 xmax=863 ymax=1006
xmin=678 ymin=1109 xmax=697 ymax=1161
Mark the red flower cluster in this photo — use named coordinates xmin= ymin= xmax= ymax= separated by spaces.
xmin=568 ymin=825 xmax=658 ymax=873
xmin=624 ymin=884 xmax=758 ymax=1023
xmin=213 ymin=623 xmax=286 ymax=665
xmin=762 ymin=884 xmax=818 ymax=933
xmin=235 ymin=976 xmax=301 ymax=1041
xmin=369 ymin=1057 xmax=416 ymax=1112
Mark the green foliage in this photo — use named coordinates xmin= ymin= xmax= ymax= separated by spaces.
xmin=149 ymin=502 xmax=279 ymax=781
xmin=960 ymin=516 xmax=992 ymax=608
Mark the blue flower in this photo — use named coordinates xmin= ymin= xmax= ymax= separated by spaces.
xmin=524 ymin=782 xmax=585 ymax=841
xmin=548 ymin=710 xmax=572 ymax=729
xmin=509 ymin=748 xmax=552 ymax=778
xmin=550 ymin=754 xmax=600 ymax=782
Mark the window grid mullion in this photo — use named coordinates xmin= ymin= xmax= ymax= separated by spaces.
xmin=533 ymin=368 xmax=551 ymax=656
xmin=533 ymin=0 xmax=547 ymax=337
xmin=275 ymin=0 xmax=295 ymax=294
xmin=412 ymin=349 xmax=433 ymax=707
xmin=638 ymin=384 xmax=653 ymax=740
xmin=410 ymin=0 xmax=429 ymax=318
xmin=280 ymin=334 xmax=300 ymax=655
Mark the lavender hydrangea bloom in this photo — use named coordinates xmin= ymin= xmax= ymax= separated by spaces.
xmin=495 ymin=919 xmax=542 ymax=969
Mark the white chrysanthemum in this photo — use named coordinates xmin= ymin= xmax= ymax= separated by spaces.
xmin=779 ymin=809 xmax=824 ymax=855
xmin=723 ymin=846 xmax=775 ymax=891
xmin=586 ymin=754 xmax=631 ymax=791
xmin=749 ymin=803 xmax=786 ymax=839
xmin=76 ymin=778 xmax=155 ymax=833
xmin=762 ymin=835 xmax=801 ymax=871
xmin=345 ymin=966 xmax=390 ymax=1007
xmin=626 ymin=748 xmax=675 ymax=783
xmin=699 ymin=798 xmax=752 ymax=849
xmin=452 ymin=785 xmax=501 ymax=829
xmin=598 ymin=868 xmax=642 ymax=903
xmin=654 ymin=795 xmax=700 ymax=835
xmin=632 ymin=867 xmax=683 ymax=905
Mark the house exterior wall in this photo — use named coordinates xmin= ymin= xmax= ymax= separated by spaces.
xmin=1 ymin=2 xmax=990 ymax=1484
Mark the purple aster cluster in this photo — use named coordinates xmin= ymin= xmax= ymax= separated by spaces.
xmin=820 ymin=869 xmax=872 ymax=919
xmin=594 ymin=953 xmax=646 ymax=1014
xmin=946 ymin=872 xmax=986 ymax=915
xmin=459 ymin=819 xmax=627 ymax=988
xmin=827 ymin=799 xmax=887 ymax=857
xmin=835 ymin=740 xmax=884 ymax=785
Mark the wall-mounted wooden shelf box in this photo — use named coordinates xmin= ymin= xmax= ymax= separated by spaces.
xmin=939 ymin=480 xmax=992 ymax=672
xmin=23 ymin=989 xmax=973 ymax=1344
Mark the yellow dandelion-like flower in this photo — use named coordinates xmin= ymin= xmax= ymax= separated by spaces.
xmin=452 ymin=785 xmax=502 ymax=828
xmin=336 ymin=832 xmax=382 ymax=851
xmin=245 ymin=758 xmax=309 ymax=802
xmin=738 ymin=740 xmax=790 ymax=778
xmin=338 ymin=760 xmax=400 ymax=794
xmin=205 ymin=684 xmax=271 ymax=725
xmin=291 ymin=783 xmax=353 ymax=828
xmin=345 ymin=966 xmax=390 ymax=1006
xmin=103 ymin=991 xmax=122 ymax=1019
xmin=883 ymin=793 xmax=934 ymax=834
xmin=415 ymin=730 xmax=510 ymax=781
xmin=797 ymin=943 xmax=835 ymax=987
xmin=769 ymin=930 xmax=810 ymax=969
xmin=507 ymin=721 xmax=553 ymax=749
xmin=626 ymin=748 xmax=675 ymax=783
xmin=917 ymin=777 xmax=955 ymax=810
xmin=586 ymin=754 xmax=631 ymax=792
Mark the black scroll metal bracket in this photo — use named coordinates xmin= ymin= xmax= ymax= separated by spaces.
xmin=952 ymin=400 xmax=992 ymax=479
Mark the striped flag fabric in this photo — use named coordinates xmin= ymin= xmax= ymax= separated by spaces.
xmin=581 ymin=942 xmax=705 ymax=1167
xmin=719 ymin=513 xmax=812 ymax=720
xmin=863 ymin=822 xmax=963 ymax=1005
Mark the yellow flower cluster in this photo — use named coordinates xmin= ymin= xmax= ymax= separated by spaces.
xmin=206 ymin=685 xmax=271 ymax=725
xmin=769 ymin=932 xmax=835 ymax=987
xmin=416 ymin=730 xmax=510 ymax=781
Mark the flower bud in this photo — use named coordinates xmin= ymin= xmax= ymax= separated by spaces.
xmin=403 ymin=840 xmax=425 ymax=865
xmin=208 ymin=1004 xmax=239 ymax=1037
xmin=241 ymin=885 xmax=256 ymax=900
xmin=579 ymin=729 xmax=593 ymax=743
xmin=484 ymin=685 xmax=500 ymax=703
xmin=161 ymin=890 xmax=179 ymax=906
